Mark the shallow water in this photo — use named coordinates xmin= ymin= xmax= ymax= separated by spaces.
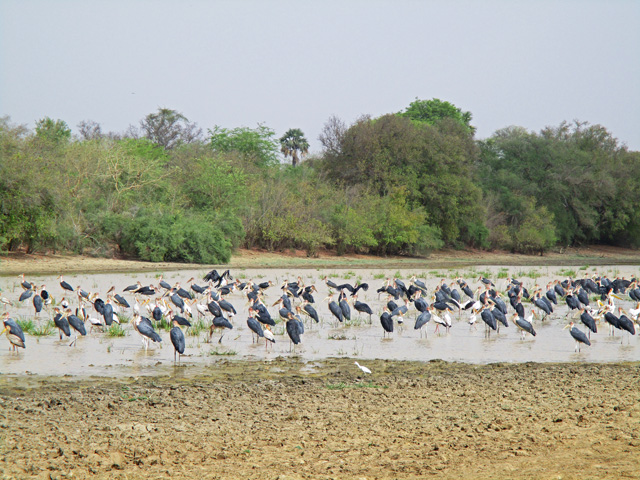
xmin=1 ymin=264 xmax=639 ymax=376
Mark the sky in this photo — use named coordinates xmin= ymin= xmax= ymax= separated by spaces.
xmin=1 ymin=0 xmax=639 ymax=152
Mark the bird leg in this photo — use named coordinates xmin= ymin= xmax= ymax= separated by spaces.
xmin=218 ymin=334 xmax=224 ymax=344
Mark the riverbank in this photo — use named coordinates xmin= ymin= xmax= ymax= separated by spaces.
xmin=0 ymin=358 xmax=638 ymax=479
xmin=1 ymin=245 xmax=639 ymax=276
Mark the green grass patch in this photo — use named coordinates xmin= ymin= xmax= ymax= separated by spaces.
xmin=16 ymin=318 xmax=35 ymax=334
xmin=558 ymin=268 xmax=576 ymax=277
xmin=157 ymin=317 xmax=172 ymax=332
xmin=373 ymin=273 xmax=386 ymax=280
xmin=520 ymin=269 xmax=541 ymax=279
xmin=344 ymin=317 xmax=365 ymax=327
xmin=477 ymin=270 xmax=492 ymax=279
xmin=16 ymin=318 xmax=55 ymax=336
xmin=579 ymin=265 xmax=589 ymax=271
xmin=188 ymin=319 xmax=208 ymax=337
xmin=497 ymin=268 xmax=509 ymax=279
xmin=116 ymin=313 xmax=131 ymax=324
xmin=107 ymin=324 xmax=127 ymax=337
xmin=31 ymin=320 xmax=56 ymax=336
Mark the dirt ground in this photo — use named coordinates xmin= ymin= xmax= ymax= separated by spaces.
xmin=1 ymin=359 xmax=639 ymax=479
xmin=2 ymin=245 xmax=639 ymax=276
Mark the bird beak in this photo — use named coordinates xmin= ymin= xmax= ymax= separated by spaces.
xmin=612 ymin=294 xmax=622 ymax=300
xmin=562 ymin=324 xmax=571 ymax=330
xmin=1 ymin=327 xmax=6 ymax=335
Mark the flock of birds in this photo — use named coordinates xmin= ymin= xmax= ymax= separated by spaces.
xmin=2 ymin=269 xmax=640 ymax=363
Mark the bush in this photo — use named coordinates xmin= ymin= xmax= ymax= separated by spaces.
xmin=115 ymin=210 xmax=242 ymax=263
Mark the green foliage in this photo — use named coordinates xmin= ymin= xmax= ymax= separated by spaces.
xmin=400 ymin=98 xmax=475 ymax=134
xmin=209 ymin=124 xmax=279 ymax=168
xmin=107 ymin=324 xmax=127 ymax=337
xmin=320 ymin=113 xmax=482 ymax=246
xmin=117 ymin=210 xmax=237 ymax=263
xmin=1 ymin=108 xmax=638 ymax=260
xmin=479 ymin=121 xmax=640 ymax=249
xmin=35 ymin=117 xmax=71 ymax=144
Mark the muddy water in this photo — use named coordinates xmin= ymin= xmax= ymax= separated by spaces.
xmin=1 ymin=265 xmax=639 ymax=377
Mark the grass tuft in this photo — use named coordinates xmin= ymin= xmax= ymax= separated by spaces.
xmin=107 ymin=324 xmax=127 ymax=337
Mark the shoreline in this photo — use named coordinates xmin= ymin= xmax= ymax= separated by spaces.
xmin=1 ymin=245 xmax=639 ymax=276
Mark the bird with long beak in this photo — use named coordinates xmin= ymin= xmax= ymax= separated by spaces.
xmin=2 ymin=312 xmax=25 ymax=351
xmin=563 ymin=322 xmax=591 ymax=352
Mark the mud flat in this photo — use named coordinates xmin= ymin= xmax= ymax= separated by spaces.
xmin=1 ymin=358 xmax=639 ymax=479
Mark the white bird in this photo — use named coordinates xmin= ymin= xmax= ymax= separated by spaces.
xmin=196 ymin=303 xmax=208 ymax=317
xmin=263 ymin=326 xmax=275 ymax=351
xmin=354 ymin=361 xmax=371 ymax=374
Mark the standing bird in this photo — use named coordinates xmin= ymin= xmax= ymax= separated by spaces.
xmin=2 ymin=313 xmax=25 ymax=351
xmin=246 ymin=309 xmax=265 ymax=343
xmin=40 ymin=285 xmax=51 ymax=306
xmin=564 ymin=322 xmax=591 ymax=352
xmin=33 ymin=292 xmax=44 ymax=316
xmin=53 ymin=307 xmax=71 ymax=339
xmin=262 ymin=325 xmax=276 ymax=351
xmin=18 ymin=274 xmax=33 ymax=291
xmin=209 ymin=315 xmax=233 ymax=344
xmin=480 ymin=306 xmax=497 ymax=333
xmin=354 ymin=361 xmax=371 ymax=374
xmin=339 ymin=295 xmax=351 ymax=321
xmin=578 ymin=308 xmax=597 ymax=338
xmin=512 ymin=313 xmax=536 ymax=340
xmin=58 ymin=275 xmax=74 ymax=293
xmin=352 ymin=295 xmax=373 ymax=322
xmin=380 ymin=307 xmax=393 ymax=337
xmin=431 ymin=307 xmax=450 ymax=334
xmin=132 ymin=313 xmax=162 ymax=350
xmin=67 ymin=308 xmax=87 ymax=346
xmin=617 ymin=308 xmax=636 ymax=344
xmin=170 ymin=319 xmax=186 ymax=362
xmin=533 ymin=295 xmax=552 ymax=320
xmin=169 ymin=291 xmax=185 ymax=313
xmin=18 ymin=289 xmax=33 ymax=303
xmin=113 ymin=294 xmax=130 ymax=309
xmin=414 ymin=310 xmax=431 ymax=338
xmin=285 ymin=313 xmax=302 ymax=352
xmin=301 ymin=301 xmax=320 ymax=324
xmin=325 ymin=294 xmax=343 ymax=323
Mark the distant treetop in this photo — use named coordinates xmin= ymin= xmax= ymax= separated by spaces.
xmin=400 ymin=98 xmax=475 ymax=135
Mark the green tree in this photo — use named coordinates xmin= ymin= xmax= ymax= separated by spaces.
xmin=35 ymin=117 xmax=71 ymax=144
xmin=209 ymin=124 xmax=279 ymax=168
xmin=279 ymin=128 xmax=309 ymax=166
xmin=320 ymin=113 xmax=483 ymax=245
xmin=478 ymin=121 xmax=639 ymax=248
xmin=400 ymin=98 xmax=475 ymax=134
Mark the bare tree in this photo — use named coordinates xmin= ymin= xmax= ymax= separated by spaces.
xmin=77 ymin=120 xmax=103 ymax=141
xmin=139 ymin=108 xmax=203 ymax=149
xmin=318 ymin=115 xmax=346 ymax=156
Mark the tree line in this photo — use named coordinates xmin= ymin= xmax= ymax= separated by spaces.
xmin=1 ymin=99 xmax=638 ymax=263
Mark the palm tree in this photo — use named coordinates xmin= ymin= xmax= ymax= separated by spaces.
xmin=279 ymin=128 xmax=309 ymax=167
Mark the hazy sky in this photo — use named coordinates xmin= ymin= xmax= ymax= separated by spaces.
xmin=1 ymin=0 xmax=639 ymax=152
